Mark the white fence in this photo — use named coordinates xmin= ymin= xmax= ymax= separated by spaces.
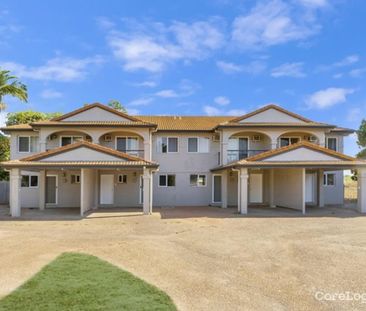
xmin=0 ymin=181 xmax=9 ymax=204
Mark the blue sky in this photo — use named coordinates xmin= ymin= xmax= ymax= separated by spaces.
xmin=0 ymin=0 xmax=365 ymax=155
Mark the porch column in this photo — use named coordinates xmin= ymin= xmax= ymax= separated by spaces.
xmin=39 ymin=170 xmax=46 ymax=210
xmin=143 ymin=167 xmax=152 ymax=215
xmin=39 ymin=140 xmax=47 ymax=152
xmin=271 ymin=139 xmax=277 ymax=150
xmin=239 ymin=168 xmax=249 ymax=215
xmin=80 ymin=168 xmax=95 ymax=216
xmin=221 ymin=170 xmax=228 ymax=208
xmin=301 ymin=168 xmax=306 ymax=215
xmin=144 ymin=141 xmax=151 ymax=161
xmin=269 ymin=169 xmax=275 ymax=208
xmin=221 ymin=141 xmax=228 ymax=165
xmin=318 ymin=169 xmax=325 ymax=207
xmin=357 ymin=168 xmax=366 ymax=213
xmin=9 ymin=168 xmax=21 ymax=217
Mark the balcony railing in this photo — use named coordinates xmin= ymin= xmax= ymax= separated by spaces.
xmin=227 ymin=149 xmax=269 ymax=162
xmin=117 ymin=149 xmax=144 ymax=158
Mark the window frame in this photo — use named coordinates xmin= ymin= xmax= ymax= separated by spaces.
xmin=21 ymin=174 xmax=39 ymax=188
xmin=117 ymin=174 xmax=128 ymax=184
xmin=115 ymin=136 xmax=139 ymax=152
xmin=279 ymin=136 xmax=301 ymax=147
xmin=187 ymin=137 xmax=210 ymax=153
xmin=326 ymin=137 xmax=338 ymax=152
xmin=60 ymin=135 xmax=83 ymax=147
xmin=190 ymin=174 xmax=207 ymax=187
xmin=158 ymin=174 xmax=176 ymax=187
xmin=323 ymin=173 xmax=336 ymax=187
xmin=18 ymin=136 xmax=30 ymax=153
xmin=159 ymin=137 xmax=179 ymax=153
xmin=71 ymin=174 xmax=81 ymax=184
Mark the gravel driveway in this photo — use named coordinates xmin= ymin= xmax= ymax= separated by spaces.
xmin=0 ymin=206 xmax=365 ymax=311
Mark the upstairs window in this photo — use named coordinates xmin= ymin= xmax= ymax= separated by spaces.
xmin=116 ymin=137 xmax=138 ymax=152
xmin=279 ymin=137 xmax=299 ymax=147
xmin=188 ymin=137 xmax=209 ymax=153
xmin=326 ymin=137 xmax=337 ymax=151
xmin=61 ymin=136 xmax=83 ymax=147
xmin=18 ymin=136 xmax=39 ymax=153
xmin=157 ymin=137 xmax=178 ymax=153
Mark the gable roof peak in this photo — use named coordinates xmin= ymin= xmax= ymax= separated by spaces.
xmin=51 ymin=102 xmax=141 ymax=122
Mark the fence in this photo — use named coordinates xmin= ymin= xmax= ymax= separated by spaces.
xmin=0 ymin=181 xmax=9 ymax=204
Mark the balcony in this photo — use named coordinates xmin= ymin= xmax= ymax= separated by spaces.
xmin=227 ymin=149 xmax=269 ymax=163
xmin=117 ymin=149 xmax=144 ymax=158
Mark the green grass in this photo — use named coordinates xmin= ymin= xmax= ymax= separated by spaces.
xmin=0 ymin=253 xmax=176 ymax=311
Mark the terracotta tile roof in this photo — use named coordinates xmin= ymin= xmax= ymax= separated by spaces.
xmin=30 ymin=120 xmax=156 ymax=127
xmin=52 ymin=103 xmax=142 ymax=122
xmin=137 ymin=116 xmax=233 ymax=131
xmin=329 ymin=127 xmax=355 ymax=133
xmin=1 ymin=124 xmax=33 ymax=131
xmin=215 ymin=122 xmax=333 ymax=128
xmin=230 ymin=104 xmax=313 ymax=123
xmin=18 ymin=141 xmax=158 ymax=166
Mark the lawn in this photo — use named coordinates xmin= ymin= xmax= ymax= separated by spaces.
xmin=0 ymin=253 xmax=176 ymax=311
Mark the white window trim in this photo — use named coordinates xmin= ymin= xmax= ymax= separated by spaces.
xmin=326 ymin=137 xmax=338 ymax=152
xmin=158 ymin=174 xmax=176 ymax=187
xmin=279 ymin=136 xmax=301 ymax=147
xmin=115 ymin=136 xmax=139 ymax=151
xmin=117 ymin=174 xmax=127 ymax=184
xmin=160 ymin=137 xmax=179 ymax=153
xmin=71 ymin=174 xmax=81 ymax=184
xmin=190 ymin=174 xmax=207 ymax=187
xmin=59 ymin=135 xmax=83 ymax=147
xmin=228 ymin=136 xmax=251 ymax=150
xmin=323 ymin=172 xmax=336 ymax=187
xmin=212 ymin=174 xmax=222 ymax=203
xmin=18 ymin=136 xmax=31 ymax=153
xmin=187 ymin=137 xmax=210 ymax=153
xmin=21 ymin=174 xmax=39 ymax=188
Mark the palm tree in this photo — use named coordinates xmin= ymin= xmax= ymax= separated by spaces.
xmin=0 ymin=70 xmax=28 ymax=111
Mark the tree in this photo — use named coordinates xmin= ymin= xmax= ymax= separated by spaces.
xmin=108 ymin=100 xmax=127 ymax=113
xmin=0 ymin=70 xmax=28 ymax=111
xmin=0 ymin=134 xmax=10 ymax=180
xmin=6 ymin=111 xmax=62 ymax=126
xmin=356 ymin=119 xmax=366 ymax=158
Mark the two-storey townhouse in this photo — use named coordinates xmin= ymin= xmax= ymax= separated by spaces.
xmin=2 ymin=103 xmax=366 ymax=217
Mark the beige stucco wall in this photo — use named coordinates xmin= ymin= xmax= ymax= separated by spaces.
xmin=62 ymin=107 xmax=130 ymax=122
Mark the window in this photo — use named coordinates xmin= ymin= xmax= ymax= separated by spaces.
xmin=18 ymin=136 xmax=39 ymax=153
xmin=279 ymin=137 xmax=300 ymax=147
xmin=323 ymin=173 xmax=335 ymax=186
xmin=118 ymin=174 xmax=127 ymax=183
xmin=159 ymin=174 xmax=176 ymax=187
xmin=71 ymin=174 xmax=80 ymax=184
xmin=21 ymin=175 xmax=38 ymax=188
xmin=158 ymin=137 xmax=178 ymax=153
xmin=116 ymin=137 xmax=138 ymax=153
xmin=326 ymin=137 xmax=337 ymax=151
xmin=188 ymin=137 xmax=209 ymax=153
xmin=61 ymin=136 xmax=83 ymax=147
xmin=190 ymin=174 xmax=206 ymax=187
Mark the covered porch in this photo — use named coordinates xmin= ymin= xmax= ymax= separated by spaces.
xmin=212 ymin=141 xmax=366 ymax=215
xmin=3 ymin=141 xmax=159 ymax=217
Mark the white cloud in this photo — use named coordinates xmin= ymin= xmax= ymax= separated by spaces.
xmin=0 ymin=56 xmax=104 ymax=82
xmin=216 ymin=60 xmax=266 ymax=75
xmin=155 ymin=89 xmax=179 ymax=98
xmin=40 ymin=89 xmax=63 ymax=99
xmin=334 ymin=54 xmax=359 ymax=67
xmin=0 ymin=112 xmax=6 ymax=127
xmin=214 ymin=96 xmax=230 ymax=106
xmin=349 ymin=68 xmax=366 ymax=78
xmin=203 ymin=105 xmax=245 ymax=116
xmin=96 ymin=16 xmax=115 ymax=30
xmin=231 ymin=0 xmax=322 ymax=49
xmin=107 ymin=18 xmax=225 ymax=72
xmin=133 ymin=81 xmax=157 ymax=88
xmin=127 ymin=97 xmax=154 ymax=106
xmin=127 ymin=108 xmax=140 ymax=115
xmin=297 ymin=0 xmax=328 ymax=8
xmin=306 ymin=87 xmax=355 ymax=109
xmin=271 ymin=62 xmax=306 ymax=78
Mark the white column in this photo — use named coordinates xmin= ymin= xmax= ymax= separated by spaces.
xmin=39 ymin=170 xmax=46 ymax=210
xmin=144 ymin=141 xmax=151 ymax=161
xmin=269 ymin=169 xmax=275 ymax=207
xmin=318 ymin=169 xmax=324 ymax=207
xmin=221 ymin=142 xmax=228 ymax=165
xmin=39 ymin=140 xmax=47 ymax=152
xmin=80 ymin=168 xmax=86 ymax=216
xmin=80 ymin=168 xmax=94 ymax=216
xmin=301 ymin=168 xmax=306 ymax=215
xmin=9 ymin=168 xmax=21 ymax=217
xmin=239 ymin=168 xmax=249 ymax=215
xmin=221 ymin=171 xmax=228 ymax=208
xmin=357 ymin=168 xmax=366 ymax=213
xmin=143 ymin=168 xmax=152 ymax=215
xmin=271 ymin=139 xmax=277 ymax=150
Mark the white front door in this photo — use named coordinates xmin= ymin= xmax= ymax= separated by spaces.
xmin=46 ymin=175 xmax=58 ymax=204
xmin=305 ymin=173 xmax=315 ymax=203
xmin=100 ymin=174 xmax=114 ymax=204
xmin=249 ymin=174 xmax=263 ymax=203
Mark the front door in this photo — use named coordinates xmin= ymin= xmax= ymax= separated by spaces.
xmin=305 ymin=173 xmax=315 ymax=203
xmin=212 ymin=175 xmax=222 ymax=203
xmin=46 ymin=175 xmax=58 ymax=204
xmin=100 ymin=174 xmax=114 ymax=204
xmin=249 ymin=174 xmax=263 ymax=203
